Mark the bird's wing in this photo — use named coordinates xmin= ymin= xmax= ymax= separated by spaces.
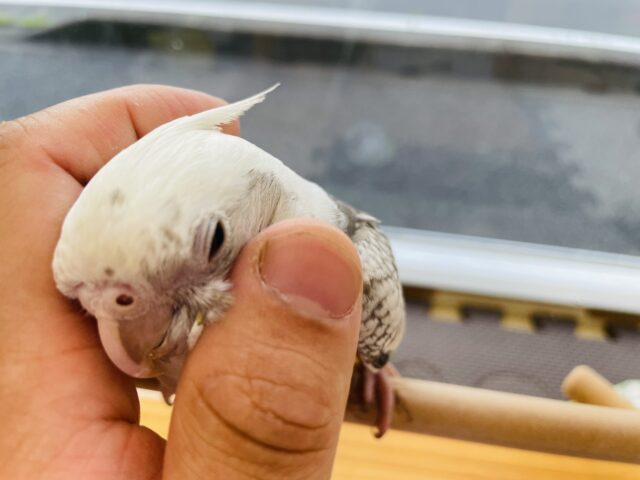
xmin=335 ymin=200 xmax=405 ymax=371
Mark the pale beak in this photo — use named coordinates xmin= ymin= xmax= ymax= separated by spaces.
xmin=78 ymin=285 xmax=175 ymax=378
xmin=97 ymin=318 xmax=156 ymax=378
xmin=95 ymin=307 xmax=173 ymax=378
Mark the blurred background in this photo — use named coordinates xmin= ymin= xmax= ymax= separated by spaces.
xmin=2 ymin=0 xmax=640 ymax=403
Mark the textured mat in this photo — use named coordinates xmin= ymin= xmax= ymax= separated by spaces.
xmin=394 ymin=300 xmax=640 ymax=399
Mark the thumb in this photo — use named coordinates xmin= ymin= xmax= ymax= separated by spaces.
xmin=164 ymin=219 xmax=363 ymax=479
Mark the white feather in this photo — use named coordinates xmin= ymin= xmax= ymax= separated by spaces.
xmin=178 ymin=83 xmax=280 ymax=131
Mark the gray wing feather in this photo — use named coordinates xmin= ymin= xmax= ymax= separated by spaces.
xmin=334 ymin=200 xmax=405 ymax=371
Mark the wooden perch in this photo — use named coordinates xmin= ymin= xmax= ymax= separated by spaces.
xmin=562 ymin=365 xmax=635 ymax=410
xmin=345 ymin=377 xmax=640 ymax=464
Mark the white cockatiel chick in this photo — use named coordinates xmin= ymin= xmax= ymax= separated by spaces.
xmin=52 ymin=85 xmax=405 ymax=436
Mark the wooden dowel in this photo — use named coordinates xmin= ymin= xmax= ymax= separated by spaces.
xmin=345 ymin=377 xmax=640 ymax=464
xmin=562 ymin=365 xmax=635 ymax=410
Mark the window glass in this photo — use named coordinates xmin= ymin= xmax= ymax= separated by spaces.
xmin=2 ymin=1 xmax=640 ymax=255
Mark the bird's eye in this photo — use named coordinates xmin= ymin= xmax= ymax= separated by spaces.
xmin=208 ymin=221 xmax=225 ymax=261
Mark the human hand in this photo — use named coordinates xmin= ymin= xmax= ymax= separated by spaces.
xmin=0 ymin=86 xmax=363 ymax=479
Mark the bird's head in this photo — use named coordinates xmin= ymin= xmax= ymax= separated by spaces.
xmin=51 ymin=122 xmax=241 ymax=379
xmin=52 ymin=85 xmax=278 ymax=379
xmin=53 ymin=173 xmax=236 ymax=378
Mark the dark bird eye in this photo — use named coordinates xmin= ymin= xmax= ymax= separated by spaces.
xmin=208 ymin=221 xmax=225 ymax=261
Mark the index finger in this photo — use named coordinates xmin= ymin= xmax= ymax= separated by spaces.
xmin=2 ymin=84 xmax=239 ymax=184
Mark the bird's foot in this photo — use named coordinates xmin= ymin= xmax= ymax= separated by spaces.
xmin=351 ymin=363 xmax=398 ymax=438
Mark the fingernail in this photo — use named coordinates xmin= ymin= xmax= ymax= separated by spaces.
xmin=259 ymin=231 xmax=361 ymax=319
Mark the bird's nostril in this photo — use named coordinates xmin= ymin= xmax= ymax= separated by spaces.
xmin=116 ymin=294 xmax=135 ymax=307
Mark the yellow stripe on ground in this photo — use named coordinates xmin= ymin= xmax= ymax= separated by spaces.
xmin=139 ymin=395 xmax=640 ymax=479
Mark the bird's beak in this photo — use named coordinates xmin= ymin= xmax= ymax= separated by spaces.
xmin=95 ymin=308 xmax=173 ymax=378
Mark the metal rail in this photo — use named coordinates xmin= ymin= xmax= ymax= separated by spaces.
xmin=4 ymin=0 xmax=640 ymax=66
xmin=386 ymin=226 xmax=640 ymax=315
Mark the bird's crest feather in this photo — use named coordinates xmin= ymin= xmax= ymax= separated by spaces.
xmin=182 ymin=83 xmax=279 ymax=130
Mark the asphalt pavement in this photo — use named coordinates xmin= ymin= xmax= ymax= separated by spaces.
xmin=1 ymin=12 xmax=640 ymax=257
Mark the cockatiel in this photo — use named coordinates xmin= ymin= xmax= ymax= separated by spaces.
xmin=52 ymin=85 xmax=405 ymax=436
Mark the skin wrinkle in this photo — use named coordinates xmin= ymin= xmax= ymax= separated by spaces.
xmin=191 ymin=376 xmax=331 ymax=456
xmin=0 ymin=123 xmax=38 ymax=187
xmin=59 ymin=103 xmax=137 ymax=183
xmin=3 ymin=319 xmax=91 ymax=367
xmin=4 ymin=341 xmax=103 ymax=364
xmin=4 ymin=414 xmax=47 ymax=468
xmin=0 ymin=153 xmax=15 ymax=187
xmin=247 ymin=374 xmax=333 ymax=430
xmin=177 ymin=455 xmax=227 ymax=480
xmin=188 ymin=443 xmax=267 ymax=480
xmin=0 ymin=120 xmax=14 ymax=147
xmin=143 ymin=88 xmax=176 ymax=120
xmin=202 ymin=337 xmax=333 ymax=416
xmin=96 ymin=422 xmax=162 ymax=478
xmin=216 ymin=329 xmax=332 ymax=385
xmin=52 ymin=420 xmax=112 ymax=471
xmin=191 ymin=425 xmax=277 ymax=480
xmin=246 ymin=349 xmax=333 ymax=407
xmin=54 ymin=421 xmax=147 ymax=480
xmin=50 ymin=137 xmax=109 ymax=184
xmin=5 ymin=375 xmax=85 ymax=421
xmin=123 ymin=99 xmax=145 ymax=140
xmin=134 ymin=428 xmax=166 ymax=479
xmin=175 ymin=385 xmax=308 ymax=480
xmin=18 ymin=367 xmax=135 ymax=426
xmin=8 ymin=409 xmax=88 ymax=477
xmin=177 ymin=394 xmax=243 ymax=461
xmin=7 ymin=114 xmax=37 ymax=141
xmin=0 ymin=123 xmax=25 ymax=173
xmin=201 ymin=368 xmax=330 ymax=452
xmin=184 ymin=406 xmax=329 ymax=480
xmin=13 ymin=116 xmax=64 ymax=167
xmin=186 ymin=332 xmax=340 ymax=448
xmin=114 ymin=425 xmax=150 ymax=480
xmin=108 ymin=425 xmax=146 ymax=480
xmin=0 ymin=116 xmax=85 ymax=188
